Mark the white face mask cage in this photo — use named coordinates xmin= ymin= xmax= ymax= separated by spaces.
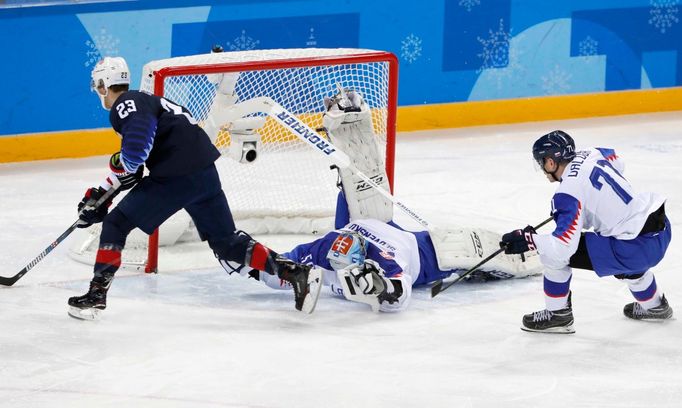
xmin=91 ymin=78 xmax=109 ymax=110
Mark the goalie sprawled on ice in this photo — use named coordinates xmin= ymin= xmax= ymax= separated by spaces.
xmin=224 ymin=88 xmax=542 ymax=312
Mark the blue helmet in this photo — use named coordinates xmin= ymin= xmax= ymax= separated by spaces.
xmin=532 ymin=130 xmax=576 ymax=167
xmin=326 ymin=231 xmax=367 ymax=271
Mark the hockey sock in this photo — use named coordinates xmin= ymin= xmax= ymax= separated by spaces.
xmin=245 ymin=241 xmax=279 ymax=275
xmin=211 ymin=232 xmax=280 ymax=276
xmin=625 ymin=270 xmax=660 ymax=309
xmin=544 ymin=266 xmax=572 ymax=311
xmin=94 ymin=243 xmax=123 ymax=278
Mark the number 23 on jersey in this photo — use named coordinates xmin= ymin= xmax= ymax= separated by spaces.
xmin=115 ymin=98 xmax=197 ymax=125
xmin=116 ymin=100 xmax=137 ymax=119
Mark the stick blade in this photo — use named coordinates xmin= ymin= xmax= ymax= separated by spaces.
xmin=430 ymin=280 xmax=443 ymax=298
xmin=0 ymin=275 xmax=20 ymax=287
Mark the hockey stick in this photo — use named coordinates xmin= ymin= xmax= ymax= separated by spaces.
xmin=430 ymin=216 xmax=554 ymax=298
xmin=252 ymin=97 xmax=432 ymax=230
xmin=0 ymin=188 xmax=118 ymax=287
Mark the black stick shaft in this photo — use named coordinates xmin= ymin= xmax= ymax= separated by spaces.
xmin=431 ymin=216 xmax=553 ymax=298
xmin=0 ymin=222 xmax=79 ymax=286
xmin=0 ymin=188 xmax=118 ymax=287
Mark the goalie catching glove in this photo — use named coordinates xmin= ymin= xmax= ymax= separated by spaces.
xmin=338 ymin=260 xmax=404 ymax=312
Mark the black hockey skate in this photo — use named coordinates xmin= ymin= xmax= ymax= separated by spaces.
xmin=521 ymin=293 xmax=575 ymax=334
xmin=67 ymin=272 xmax=114 ymax=321
xmin=623 ymin=294 xmax=673 ymax=320
xmin=275 ymin=256 xmax=322 ymax=314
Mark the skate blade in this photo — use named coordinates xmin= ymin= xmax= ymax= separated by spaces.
xmin=630 ymin=315 xmax=674 ymax=321
xmin=68 ymin=306 xmax=102 ymax=321
xmin=301 ymin=267 xmax=323 ymax=314
xmin=521 ymin=324 xmax=575 ymax=334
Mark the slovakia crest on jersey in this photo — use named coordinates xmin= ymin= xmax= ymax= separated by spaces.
xmin=379 ymin=250 xmax=395 ymax=260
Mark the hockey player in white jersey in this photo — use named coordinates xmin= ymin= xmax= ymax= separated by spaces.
xmin=223 ymin=88 xmax=542 ymax=312
xmin=500 ymin=130 xmax=672 ymax=333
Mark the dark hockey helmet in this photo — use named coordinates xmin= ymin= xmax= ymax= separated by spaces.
xmin=532 ymin=130 xmax=576 ymax=167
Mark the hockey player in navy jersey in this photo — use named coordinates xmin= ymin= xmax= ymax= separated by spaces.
xmin=225 ymin=88 xmax=543 ymax=312
xmin=68 ymin=57 xmax=321 ymax=320
xmin=500 ymin=130 xmax=672 ymax=333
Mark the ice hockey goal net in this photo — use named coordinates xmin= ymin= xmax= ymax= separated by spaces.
xmin=69 ymin=48 xmax=397 ymax=272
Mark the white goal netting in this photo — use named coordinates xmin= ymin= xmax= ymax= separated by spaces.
xmin=70 ymin=48 xmax=397 ymax=271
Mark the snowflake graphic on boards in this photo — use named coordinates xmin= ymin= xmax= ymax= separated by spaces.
xmin=541 ymin=65 xmax=572 ymax=95
xmin=306 ymin=28 xmax=317 ymax=47
xmin=477 ymin=32 xmax=526 ymax=91
xmin=578 ymin=36 xmax=599 ymax=57
xmin=401 ymin=33 xmax=422 ymax=64
xmin=577 ymin=35 xmax=600 ymax=64
xmin=649 ymin=0 xmax=679 ymax=33
xmin=226 ymin=30 xmax=260 ymax=51
xmin=459 ymin=0 xmax=481 ymax=12
xmin=477 ymin=19 xmax=512 ymax=70
xmin=84 ymin=29 xmax=121 ymax=67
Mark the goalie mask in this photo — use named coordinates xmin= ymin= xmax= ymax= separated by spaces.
xmin=91 ymin=57 xmax=130 ymax=110
xmin=326 ymin=232 xmax=367 ymax=271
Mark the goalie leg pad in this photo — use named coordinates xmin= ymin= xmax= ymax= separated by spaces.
xmin=327 ymin=121 xmax=393 ymax=222
xmin=430 ymin=226 xmax=543 ymax=279
xmin=323 ymin=89 xmax=392 ymax=222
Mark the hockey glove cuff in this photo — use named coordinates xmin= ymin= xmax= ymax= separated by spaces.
xmin=500 ymin=225 xmax=537 ymax=254
xmin=106 ymin=151 xmax=144 ymax=191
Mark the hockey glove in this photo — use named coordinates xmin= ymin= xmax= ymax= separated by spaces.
xmin=349 ymin=260 xmax=403 ymax=305
xmin=349 ymin=260 xmax=387 ymax=296
xmin=109 ymin=151 xmax=144 ymax=191
xmin=77 ymin=187 xmax=113 ymax=228
xmin=500 ymin=225 xmax=537 ymax=254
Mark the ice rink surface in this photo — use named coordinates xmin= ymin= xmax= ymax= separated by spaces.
xmin=1 ymin=112 xmax=681 ymax=408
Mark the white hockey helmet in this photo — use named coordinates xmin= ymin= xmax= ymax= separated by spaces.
xmin=90 ymin=57 xmax=130 ymax=93
xmin=326 ymin=231 xmax=367 ymax=271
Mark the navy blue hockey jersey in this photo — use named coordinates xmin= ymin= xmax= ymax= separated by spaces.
xmin=109 ymin=91 xmax=220 ymax=177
